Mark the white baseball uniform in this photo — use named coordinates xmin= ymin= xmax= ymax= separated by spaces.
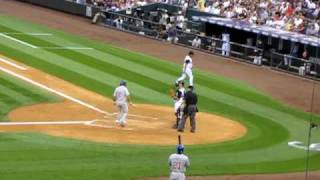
xmin=168 ymin=153 xmax=190 ymax=180
xmin=176 ymin=55 xmax=193 ymax=86
xmin=221 ymin=33 xmax=230 ymax=56
xmin=113 ymin=85 xmax=130 ymax=124
xmin=174 ymin=87 xmax=185 ymax=111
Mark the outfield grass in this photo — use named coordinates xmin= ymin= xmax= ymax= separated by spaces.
xmin=0 ymin=72 xmax=59 ymax=121
xmin=0 ymin=15 xmax=319 ymax=180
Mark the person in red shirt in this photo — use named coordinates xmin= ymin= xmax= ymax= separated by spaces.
xmin=286 ymin=3 xmax=294 ymax=17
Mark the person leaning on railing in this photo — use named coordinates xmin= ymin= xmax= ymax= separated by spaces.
xmin=299 ymin=48 xmax=311 ymax=76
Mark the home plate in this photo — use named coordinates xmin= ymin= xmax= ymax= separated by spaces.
xmin=85 ymin=120 xmax=134 ymax=131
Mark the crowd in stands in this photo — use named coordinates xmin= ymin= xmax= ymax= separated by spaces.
xmin=75 ymin=0 xmax=161 ymax=11
xmin=193 ymin=0 xmax=320 ymax=37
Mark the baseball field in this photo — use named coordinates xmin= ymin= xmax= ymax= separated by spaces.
xmin=0 ymin=2 xmax=320 ymax=180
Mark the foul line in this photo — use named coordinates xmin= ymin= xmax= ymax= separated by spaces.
xmin=40 ymin=47 xmax=93 ymax=50
xmin=0 ymin=57 xmax=27 ymax=70
xmin=85 ymin=120 xmax=134 ymax=130
xmin=0 ymin=32 xmax=52 ymax=36
xmin=0 ymin=33 xmax=38 ymax=48
xmin=0 ymin=121 xmax=88 ymax=126
xmin=0 ymin=66 xmax=112 ymax=116
xmin=0 ymin=66 xmax=158 ymax=120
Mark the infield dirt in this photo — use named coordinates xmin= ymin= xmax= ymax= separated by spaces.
xmin=0 ymin=55 xmax=246 ymax=145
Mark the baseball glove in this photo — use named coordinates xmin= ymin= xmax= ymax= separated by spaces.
xmin=169 ymin=88 xmax=175 ymax=98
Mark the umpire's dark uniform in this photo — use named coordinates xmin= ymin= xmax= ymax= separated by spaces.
xmin=178 ymin=86 xmax=198 ymax=133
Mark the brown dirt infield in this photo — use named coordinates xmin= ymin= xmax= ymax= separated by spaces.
xmin=0 ymin=55 xmax=246 ymax=145
xmin=1 ymin=1 xmax=320 ymax=179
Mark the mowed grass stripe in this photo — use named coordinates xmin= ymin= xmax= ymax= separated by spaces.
xmin=0 ymin=22 xmax=310 ymax=140
xmin=0 ymin=22 xmax=290 ymax=112
xmin=0 ymin=92 xmax=22 ymax=117
xmin=0 ymin=25 xmax=171 ymax=103
xmin=0 ymin=25 xmax=175 ymax=96
xmin=0 ymin=19 xmax=312 ymax=138
xmin=0 ymin=21 xmax=313 ymax=124
xmin=1 ymin=25 xmax=302 ymax=121
xmin=0 ymin=84 xmax=33 ymax=103
xmin=0 ymin=41 xmax=172 ymax=104
xmin=2 ymin=38 xmax=288 ymax=153
xmin=0 ymin=77 xmax=48 ymax=102
xmin=197 ymin=99 xmax=291 ymax=152
xmin=0 ymin=44 xmax=149 ymax=103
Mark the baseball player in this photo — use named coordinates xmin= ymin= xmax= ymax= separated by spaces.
xmin=168 ymin=144 xmax=190 ymax=180
xmin=113 ymin=80 xmax=132 ymax=127
xmin=172 ymin=81 xmax=186 ymax=129
xmin=176 ymin=51 xmax=194 ymax=86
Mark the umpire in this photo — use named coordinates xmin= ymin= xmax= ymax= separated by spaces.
xmin=177 ymin=85 xmax=198 ymax=133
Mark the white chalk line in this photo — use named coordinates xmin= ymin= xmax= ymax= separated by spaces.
xmin=40 ymin=47 xmax=93 ymax=50
xmin=85 ymin=120 xmax=134 ymax=130
xmin=108 ymin=112 xmax=158 ymax=120
xmin=0 ymin=33 xmax=38 ymax=48
xmin=0 ymin=120 xmax=133 ymax=131
xmin=0 ymin=57 xmax=27 ymax=70
xmin=0 ymin=32 xmax=91 ymax=50
xmin=0 ymin=66 xmax=112 ymax=115
xmin=0 ymin=32 xmax=52 ymax=36
xmin=0 ymin=121 xmax=88 ymax=126
xmin=0 ymin=66 xmax=158 ymax=120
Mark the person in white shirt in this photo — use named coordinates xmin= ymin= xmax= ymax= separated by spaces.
xmin=176 ymin=51 xmax=194 ymax=86
xmin=172 ymin=81 xmax=186 ymax=129
xmin=113 ymin=80 xmax=132 ymax=127
xmin=293 ymin=15 xmax=303 ymax=28
xmin=176 ymin=11 xmax=185 ymax=30
xmin=168 ymin=144 xmax=190 ymax=180
xmin=191 ymin=36 xmax=201 ymax=48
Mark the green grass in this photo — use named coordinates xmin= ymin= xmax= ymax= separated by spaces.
xmin=0 ymin=72 xmax=59 ymax=121
xmin=0 ymin=15 xmax=319 ymax=180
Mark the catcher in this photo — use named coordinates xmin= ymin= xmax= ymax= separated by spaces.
xmin=170 ymin=81 xmax=186 ymax=129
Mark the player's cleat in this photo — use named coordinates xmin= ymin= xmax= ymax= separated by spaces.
xmin=190 ymin=129 xmax=195 ymax=133
xmin=177 ymin=129 xmax=184 ymax=132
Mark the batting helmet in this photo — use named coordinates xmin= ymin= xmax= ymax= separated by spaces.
xmin=119 ymin=80 xmax=127 ymax=86
xmin=177 ymin=144 xmax=184 ymax=154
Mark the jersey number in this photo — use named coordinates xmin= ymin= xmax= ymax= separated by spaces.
xmin=173 ymin=161 xmax=182 ymax=170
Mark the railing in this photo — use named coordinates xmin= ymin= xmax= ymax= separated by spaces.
xmin=271 ymin=52 xmax=319 ymax=79
xmin=99 ymin=10 xmax=319 ymax=80
xmin=100 ymin=11 xmax=263 ymax=62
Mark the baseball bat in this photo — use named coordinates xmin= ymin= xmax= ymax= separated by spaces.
xmin=178 ymin=135 xmax=181 ymax=145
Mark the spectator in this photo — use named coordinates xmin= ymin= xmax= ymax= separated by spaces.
xmin=207 ymin=35 xmax=217 ymax=53
xmin=191 ymin=36 xmax=201 ymax=48
xmin=299 ymin=48 xmax=311 ymax=75
xmin=176 ymin=11 xmax=185 ymax=30
xmin=76 ymin=0 xmax=86 ymax=4
xmin=167 ymin=24 xmax=179 ymax=43
xmin=306 ymin=20 xmax=320 ymax=36
xmin=284 ymin=43 xmax=299 ymax=67
xmin=114 ymin=17 xmax=124 ymax=30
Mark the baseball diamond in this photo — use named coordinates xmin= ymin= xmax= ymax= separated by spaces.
xmin=0 ymin=1 xmax=320 ymax=180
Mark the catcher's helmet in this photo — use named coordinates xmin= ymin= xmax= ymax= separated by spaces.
xmin=119 ymin=80 xmax=127 ymax=86
xmin=177 ymin=144 xmax=184 ymax=154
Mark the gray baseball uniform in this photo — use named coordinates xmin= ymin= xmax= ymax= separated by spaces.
xmin=113 ymin=85 xmax=130 ymax=124
xmin=168 ymin=153 xmax=190 ymax=180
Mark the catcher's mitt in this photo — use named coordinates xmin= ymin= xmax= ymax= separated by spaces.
xmin=169 ymin=88 xmax=176 ymax=98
